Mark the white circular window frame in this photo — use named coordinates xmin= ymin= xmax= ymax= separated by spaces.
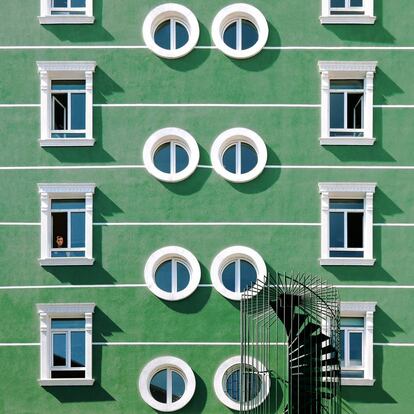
xmin=145 ymin=246 xmax=201 ymax=301
xmin=211 ymin=4 xmax=269 ymax=59
xmin=211 ymin=128 xmax=267 ymax=183
xmin=143 ymin=127 xmax=200 ymax=183
xmin=210 ymin=246 xmax=266 ymax=301
xmin=214 ymin=355 xmax=270 ymax=411
xmin=139 ymin=356 xmax=196 ymax=412
xmin=143 ymin=3 xmax=200 ymax=59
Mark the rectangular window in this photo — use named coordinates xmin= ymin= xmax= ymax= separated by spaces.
xmin=51 ymin=199 xmax=86 ymax=258
xmin=340 ymin=317 xmax=365 ymax=378
xmin=51 ymin=0 xmax=87 ymax=15
xmin=51 ymin=80 xmax=86 ymax=139
xmin=329 ymin=199 xmax=364 ymax=258
xmin=330 ymin=0 xmax=364 ymax=15
xmin=329 ymin=80 xmax=364 ymax=137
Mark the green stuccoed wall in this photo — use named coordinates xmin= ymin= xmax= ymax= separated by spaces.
xmin=1 ymin=0 xmax=414 ymax=412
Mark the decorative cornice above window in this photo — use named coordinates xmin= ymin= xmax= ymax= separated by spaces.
xmin=37 ymin=61 xmax=97 ymax=74
xmin=318 ymin=61 xmax=377 ymax=77
xmin=341 ymin=301 xmax=377 ymax=313
xmin=38 ymin=183 xmax=96 ymax=196
xmin=319 ymin=182 xmax=377 ymax=196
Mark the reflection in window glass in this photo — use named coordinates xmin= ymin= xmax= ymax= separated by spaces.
xmin=222 ymin=142 xmax=258 ymax=175
xmin=155 ymin=259 xmax=191 ymax=293
xmin=225 ymin=368 xmax=261 ymax=402
xmin=154 ymin=20 xmax=189 ymax=50
xmin=150 ymin=369 xmax=185 ymax=404
xmin=223 ymin=19 xmax=258 ymax=51
xmin=154 ymin=142 xmax=189 ymax=174
xmin=222 ymin=259 xmax=257 ymax=293
xmin=340 ymin=317 xmax=365 ymax=378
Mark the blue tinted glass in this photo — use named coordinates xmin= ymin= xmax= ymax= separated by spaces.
xmin=330 ymin=199 xmax=364 ymax=209
xmin=52 ymin=199 xmax=85 ymax=210
xmin=51 ymin=251 xmax=85 ymax=257
xmin=154 ymin=21 xmax=171 ymax=49
xmin=342 ymin=370 xmax=364 ymax=378
xmin=241 ymin=20 xmax=258 ymax=50
xmin=330 ymin=250 xmax=364 ymax=257
xmin=51 ymin=80 xmax=85 ymax=90
xmin=150 ymin=370 xmax=167 ymax=403
xmin=72 ymin=0 xmax=86 ymax=7
xmin=172 ymin=371 xmax=185 ymax=402
xmin=240 ymin=260 xmax=257 ymax=291
xmin=223 ymin=22 xmax=237 ymax=49
xmin=331 ymin=0 xmax=345 ymax=7
xmin=53 ymin=0 xmax=68 ymax=7
xmin=351 ymin=0 xmax=363 ymax=6
xmin=154 ymin=143 xmax=171 ymax=173
xmin=176 ymin=262 xmax=190 ymax=292
xmin=71 ymin=331 xmax=85 ymax=367
xmin=52 ymin=319 xmax=85 ymax=329
xmin=71 ymin=93 xmax=86 ymax=130
xmin=226 ymin=370 xmax=240 ymax=401
xmin=68 ymin=251 xmax=86 ymax=257
xmin=222 ymin=261 xmax=236 ymax=292
xmin=155 ymin=260 xmax=173 ymax=292
xmin=240 ymin=143 xmax=258 ymax=174
xmin=175 ymin=145 xmax=189 ymax=173
xmin=330 ymin=93 xmax=345 ymax=129
xmin=71 ymin=212 xmax=85 ymax=248
xmin=330 ymin=80 xmax=364 ymax=90
xmin=223 ymin=144 xmax=237 ymax=174
xmin=53 ymin=333 xmax=66 ymax=366
xmin=51 ymin=132 xmax=86 ymax=138
xmin=330 ymin=212 xmax=344 ymax=248
xmin=340 ymin=330 xmax=345 ymax=363
xmin=175 ymin=22 xmax=189 ymax=49
xmin=341 ymin=317 xmax=364 ymax=328
xmin=349 ymin=332 xmax=363 ymax=365
xmin=226 ymin=369 xmax=260 ymax=402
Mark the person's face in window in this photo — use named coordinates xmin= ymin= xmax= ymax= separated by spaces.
xmin=56 ymin=236 xmax=64 ymax=248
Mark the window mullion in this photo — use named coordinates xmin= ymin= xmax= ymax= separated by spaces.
xmin=344 ymin=92 xmax=348 ymax=129
xmin=67 ymin=211 xmax=72 ymax=249
xmin=66 ymin=331 xmax=71 ymax=369
xmin=236 ymin=19 xmax=242 ymax=51
xmin=345 ymin=329 xmax=350 ymax=367
xmin=344 ymin=211 xmax=348 ymax=249
xmin=171 ymin=19 xmax=176 ymax=51
xmin=167 ymin=368 xmax=173 ymax=405
xmin=67 ymin=92 xmax=71 ymax=131
xmin=172 ymin=259 xmax=178 ymax=294
xmin=235 ymin=259 xmax=241 ymax=293
xmin=171 ymin=142 xmax=176 ymax=175
xmin=236 ymin=142 xmax=241 ymax=175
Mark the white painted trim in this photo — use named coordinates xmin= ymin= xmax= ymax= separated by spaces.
xmin=38 ymin=379 xmax=95 ymax=386
xmin=210 ymin=128 xmax=267 ymax=183
xmin=38 ymin=257 xmax=95 ymax=266
xmin=144 ymin=246 xmax=201 ymax=301
xmin=213 ymin=355 xmax=270 ymax=411
xmin=210 ymin=246 xmax=266 ymax=301
xmin=143 ymin=128 xmax=199 ymax=182
xmin=39 ymin=0 xmax=94 ymax=24
xmin=142 ymin=4 xmax=199 ymax=59
xmin=320 ymin=258 xmax=376 ymax=266
xmin=39 ymin=138 xmax=95 ymax=147
xmin=320 ymin=137 xmax=375 ymax=146
xmin=341 ymin=378 xmax=375 ymax=386
xmin=138 ymin=356 xmax=196 ymax=412
xmin=212 ymin=4 xmax=268 ymax=59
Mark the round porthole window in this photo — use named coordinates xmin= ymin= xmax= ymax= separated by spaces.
xmin=214 ymin=356 xmax=270 ymax=411
xmin=143 ymin=4 xmax=200 ymax=59
xmin=210 ymin=246 xmax=267 ymax=301
xmin=212 ymin=4 xmax=269 ymax=59
xmin=145 ymin=246 xmax=201 ymax=301
xmin=143 ymin=128 xmax=200 ymax=183
xmin=211 ymin=128 xmax=267 ymax=183
xmin=139 ymin=356 xmax=196 ymax=412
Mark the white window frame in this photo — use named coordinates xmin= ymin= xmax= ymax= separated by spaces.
xmin=39 ymin=0 xmax=95 ymax=24
xmin=38 ymin=183 xmax=96 ymax=266
xmin=144 ymin=246 xmax=201 ymax=301
xmin=37 ymin=61 xmax=96 ymax=147
xmin=320 ymin=0 xmax=376 ymax=24
xmin=37 ymin=303 xmax=95 ymax=386
xmin=319 ymin=182 xmax=376 ymax=266
xmin=340 ymin=301 xmax=376 ymax=386
xmin=318 ymin=61 xmax=377 ymax=146
xmin=138 ymin=356 xmax=196 ymax=412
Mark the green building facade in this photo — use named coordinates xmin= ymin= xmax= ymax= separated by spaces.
xmin=0 ymin=0 xmax=413 ymax=412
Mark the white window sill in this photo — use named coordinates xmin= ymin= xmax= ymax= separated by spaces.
xmin=38 ymin=258 xmax=95 ymax=266
xmin=38 ymin=15 xmax=95 ymax=25
xmin=320 ymin=137 xmax=376 ymax=146
xmin=320 ymin=15 xmax=376 ymax=24
xmin=38 ymin=378 xmax=95 ymax=386
xmin=320 ymin=258 xmax=376 ymax=266
xmin=341 ymin=378 xmax=375 ymax=386
xmin=39 ymin=138 xmax=95 ymax=147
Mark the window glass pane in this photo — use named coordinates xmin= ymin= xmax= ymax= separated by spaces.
xmin=341 ymin=317 xmax=364 ymax=328
xmin=71 ymin=331 xmax=85 ymax=367
xmin=154 ymin=20 xmax=171 ymax=50
xmin=240 ymin=259 xmax=257 ymax=291
xmin=330 ymin=250 xmax=364 ymax=257
xmin=240 ymin=143 xmax=258 ymax=174
xmin=222 ymin=144 xmax=237 ymax=174
xmin=171 ymin=371 xmax=185 ymax=402
xmin=52 ymin=94 xmax=68 ymax=130
xmin=223 ymin=22 xmax=237 ymax=49
xmin=150 ymin=369 xmax=168 ymax=403
xmin=347 ymin=212 xmax=363 ymax=248
xmin=340 ymin=330 xmax=345 ymax=363
xmin=329 ymin=199 xmax=364 ymax=209
xmin=53 ymin=0 xmax=68 ymax=7
xmin=351 ymin=0 xmax=363 ymax=6
xmin=155 ymin=260 xmax=173 ymax=292
xmin=244 ymin=370 xmax=261 ymax=401
xmin=72 ymin=0 xmax=86 ymax=7
xmin=51 ymin=370 xmax=86 ymax=378
xmin=226 ymin=369 xmax=240 ymax=401
xmin=71 ymin=212 xmax=86 ymax=248
xmin=342 ymin=370 xmax=364 ymax=378
xmin=53 ymin=333 xmax=67 ymax=366
xmin=349 ymin=332 xmax=363 ymax=365
xmin=52 ymin=80 xmax=85 ymax=91
xmin=71 ymin=93 xmax=86 ymax=130
xmin=241 ymin=20 xmax=258 ymax=50
xmin=52 ymin=199 xmax=86 ymax=210
xmin=154 ymin=143 xmax=171 ymax=173
xmin=222 ymin=261 xmax=236 ymax=292
xmin=331 ymin=0 xmax=345 ymax=6
xmin=176 ymin=262 xmax=190 ymax=292
xmin=175 ymin=22 xmax=189 ymax=49
xmin=52 ymin=319 xmax=86 ymax=329
xmin=329 ymin=212 xmax=344 ymax=248
xmin=347 ymin=93 xmax=363 ymax=129
xmin=52 ymin=212 xmax=68 ymax=249
xmin=330 ymin=93 xmax=345 ymax=129
xmin=330 ymin=80 xmax=364 ymax=90
xmin=175 ymin=144 xmax=189 ymax=173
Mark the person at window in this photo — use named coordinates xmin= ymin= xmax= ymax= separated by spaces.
xmin=55 ymin=235 xmax=65 ymax=249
